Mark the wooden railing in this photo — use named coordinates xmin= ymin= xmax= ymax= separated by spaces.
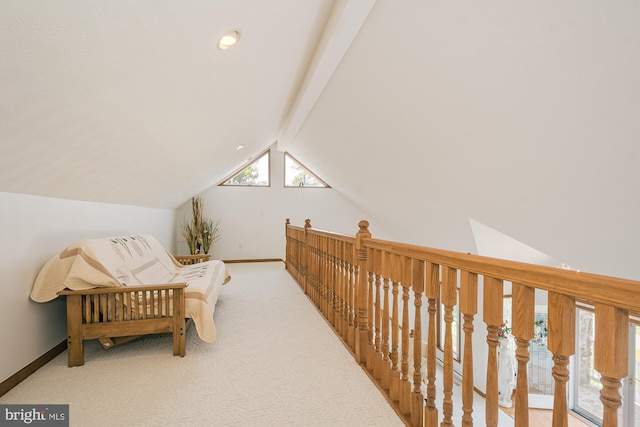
xmin=284 ymin=218 xmax=640 ymax=427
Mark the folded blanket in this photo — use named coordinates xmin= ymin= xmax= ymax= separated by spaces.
xmin=30 ymin=235 xmax=230 ymax=343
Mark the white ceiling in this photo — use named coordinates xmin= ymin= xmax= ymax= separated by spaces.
xmin=2 ymin=1 xmax=640 ymax=279
xmin=0 ymin=0 xmax=360 ymax=208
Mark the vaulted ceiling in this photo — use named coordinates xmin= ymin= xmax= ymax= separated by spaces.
xmin=2 ymin=1 xmax=640 ymax=279
xmin=0 ymin=0 xmax=348 ymax=207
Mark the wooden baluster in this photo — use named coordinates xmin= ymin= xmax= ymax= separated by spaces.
xmin=411 ymin=259 xmax=425 ymax=427
xmin=343 ymin=246 xmax=349 ymax=335
xmin=322 ymin=236 xmax=327 ymax=311
xmin=390 ymin=254 xmax=402 ymax=402
xmin=320 ymin=235 xmax=325 ymax=311
xmin=347 ymin=249 xmax=356 ymax=350
xmin=399 ymin=256 xmax=412 ymax=415
xmin=313 ymin=235 xmax=319 ymax=304
xmin=548 ymin=292 xmax=575 ymax=427
xmin=425 ymin=262 xmax=440 ymax=426
xmin=366 ymin=250 xmax=375 ymax=371
xmin=330 ymin=239 xmax=335 ymax=324
xmin=318 ymin=236 xmax=323 ymax=307
xmin=317 ymin=236 xmax=322 ymax=305
xmin=325 ymin=238 xmax=331 ymax=320
xmin=303 ymin=219 xmax=311 ymax=296
xmin=307 ymin=235 xmax=313 ymax=298
xmin=317 ymin=236 xmax=327 ymax=312
xmin=512 ymin=283 xmax=535 ymax=427
xmin=338 ymin=241 xmax=345 ymax=338
xmin=595 ymin=304 xmax=628 ymax=427
xmin=349 ymin=246 xmax=357 ymax=349
xmin=285 ymin=219 xmax=291 ymax=271
xmin=335 ymin=240 xmax=341 ymax=333
xmin=328 ymin=238 xmax=334 ymax=318
xmin=334 ymin=239 xmax=341 ymax=330
xmin=373 ymin=250 xmax=383 ymax=381
xmin=460 ymin=270 xmax=478 ymax=427
xmin=484 ymin=276 xmax=504 ymax=427
xmin=311 ymin=234 xmax=317 ymax=305
xmin=328 ymin=238 xmax=336 ymax=326
xmin=381 ymin=251 xmax=392 ymax=391
xmin=318 ymin=235 xmax=324 ymax=309
xmin=441 ymin=266 xmax=457 ymax=427
xmin=355 ymin=220 xmax=371 ymax=365
xmin=342 ymin=243 xmax=349 ymax=340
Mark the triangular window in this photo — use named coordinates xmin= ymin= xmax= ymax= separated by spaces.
xmin=284 ymin=153 xmax=329 ymax=188
xmin=220 ymin=149 xmax=270 ymax=186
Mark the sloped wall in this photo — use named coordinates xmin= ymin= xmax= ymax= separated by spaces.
xmin=174 ymin=146 xmax=391 ymax=260
xmin=0 ymin=192 xmax=175 ymax=384
xmin=292 ymin=0 xmax=640 ymax=281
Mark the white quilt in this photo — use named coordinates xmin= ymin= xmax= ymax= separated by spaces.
xmin=30 ymin=235 xmax=230 ymax=343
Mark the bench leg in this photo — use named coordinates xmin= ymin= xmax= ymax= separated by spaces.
xmin=66 ymin=294 xmax=84 ymax=367
xmin=173 ymin=318 xmax=185 ymax=357
xmin=172 ymin=288 xmax=185 ymax=357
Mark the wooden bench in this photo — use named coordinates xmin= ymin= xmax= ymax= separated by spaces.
xmin=58 ymin=283 xmax=186 ymax=367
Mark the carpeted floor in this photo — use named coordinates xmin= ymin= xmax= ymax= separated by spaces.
xmin=1 ymin=262 xmax=405 ymax=426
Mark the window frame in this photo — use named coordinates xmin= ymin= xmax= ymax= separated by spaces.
xmin=283 ymin=152 xmax=330 ymax=188
xmin=218 ymin=148 xmax=271 ymax=187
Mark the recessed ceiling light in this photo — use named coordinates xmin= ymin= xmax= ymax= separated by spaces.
xmin=218 ymin=30 xmax=241 ymax=50
xmin=236 ymin=144 xmax=245 ymax=150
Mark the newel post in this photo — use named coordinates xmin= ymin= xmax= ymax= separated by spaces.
xmin=303 ymin=219 xmax=311 ymax=295
xmin=355 ymin=220 xmax=372 ymax=365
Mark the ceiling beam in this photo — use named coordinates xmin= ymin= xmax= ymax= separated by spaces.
xmin=276 ymin=0 xmax=377 ymax=152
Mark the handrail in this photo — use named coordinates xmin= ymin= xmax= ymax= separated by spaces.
xmin=284 ymin=218 xmax=638 ymax=427
xmin=363 ymin=237 xmax=640 ymax=316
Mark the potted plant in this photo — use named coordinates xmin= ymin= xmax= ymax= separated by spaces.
xmin=181 ymin=197 xmax=221 ymax=255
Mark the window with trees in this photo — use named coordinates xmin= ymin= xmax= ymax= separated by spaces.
xmin=284 ymin=153 xmax=329 ymax=188
xmin=220 ymin=149 xmax=270 ymax=186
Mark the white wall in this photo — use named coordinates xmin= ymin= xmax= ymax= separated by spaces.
xmin=292 ymin=0 xmax=640 ymax=282
xmin=174 ymin=146 xmax=391 ymax=260
xmin=0 ymin=192 xmax=175 ymax=383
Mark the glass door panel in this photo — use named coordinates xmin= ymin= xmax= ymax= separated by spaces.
xmin=574 ymin=308 xmax=604 ymax=424
xmin=573 ymin=309 xmax=629 ymax=425
xmin=528 ymin=306 xmax=554 ymax=409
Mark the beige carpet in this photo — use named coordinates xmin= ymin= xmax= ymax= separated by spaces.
xmin=1 ymin=262 xmax=405 ymax=426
